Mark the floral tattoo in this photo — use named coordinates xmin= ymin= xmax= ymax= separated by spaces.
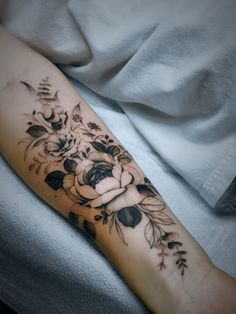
xmin=18 ymin=78 xmax=188 ymax=276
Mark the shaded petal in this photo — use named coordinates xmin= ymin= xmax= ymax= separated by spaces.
xmin=48 ymin=134 xmax=60 ymax=144
xmin=50 ymin=113 xmax=61 ymax=123
xmin=77 ymin=171 xmax=85 ymax=185
xmin=112 ymin=165 xmax=122 ymax=182
xmin=47 ymin=142 xmax=60 ymax=151
xmin=70 ymin=186 xmax=78 ymax=196
xmin=88 ymin=151 xmax=113 ymax=163
xmin=120 ymin=171 xmax=132 ymax=187
xmin=42 ymin=105 xmax=53 ymax=119
xmin=78 ymin=185 xmax=99 ymax=199
xmin=90 ymin=188 xmax=125 ymax=208
xmin=60 ymin=113 xmax=67 ymax=121
xmin=95 ymin=177 xmax=120 ymax=194
xmin=75 ymin=160 xmax=94 ymax=175
xmin=123 ymin=165 xmax=144 ymax=184
xmin=74 ymin=177 xmax=81 ymax=192
xmin=107 ymin=185 xmax=142 ymax=212
xmin=63 ymin=173 xmax=75 ymax=189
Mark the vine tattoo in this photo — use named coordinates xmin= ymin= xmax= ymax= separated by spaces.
xmin=18 ymin=78 xmax=188 ymax=275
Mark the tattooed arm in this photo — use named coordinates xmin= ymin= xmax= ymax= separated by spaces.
xmin=0 ymin=26 xmax=235 ymax=314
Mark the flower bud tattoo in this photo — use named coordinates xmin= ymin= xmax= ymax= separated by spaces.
xmin=18 ymin=77 xmax=188 ymax=276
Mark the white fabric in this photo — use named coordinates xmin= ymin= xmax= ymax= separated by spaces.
xmin=0 ymin=81 xmax=236 ymax=313
xmin=1 ymin=0 xmax=236 ymax=208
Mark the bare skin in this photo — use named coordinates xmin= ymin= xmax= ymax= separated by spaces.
xmin=0 ymin=26 xmax=236 ymax=314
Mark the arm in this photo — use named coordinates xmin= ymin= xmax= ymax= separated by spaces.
xmin=0 ymin=26 xmax=235 ymax=314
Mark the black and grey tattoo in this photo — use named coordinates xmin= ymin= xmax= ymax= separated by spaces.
xmin=18 ymin=77 xmax=188 ymax=276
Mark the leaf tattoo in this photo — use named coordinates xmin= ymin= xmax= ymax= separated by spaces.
xmin=18 ymin=77 xmax=188 ymax=275
xmin=26 ymin=125 xmax=47 ymax=137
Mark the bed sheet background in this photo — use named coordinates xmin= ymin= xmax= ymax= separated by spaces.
xmin=0 ymin=80 xmax=236 ymax=314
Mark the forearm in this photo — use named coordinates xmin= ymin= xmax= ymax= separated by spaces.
xmin=0 ymin=26 xmax=235 ymax=314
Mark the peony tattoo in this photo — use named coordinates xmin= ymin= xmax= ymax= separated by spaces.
xmin=18 ymin=78 xmax=188 ymax=276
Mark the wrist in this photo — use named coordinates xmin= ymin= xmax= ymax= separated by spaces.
xmin=184 ymin=265 xmax=236 ymax=314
